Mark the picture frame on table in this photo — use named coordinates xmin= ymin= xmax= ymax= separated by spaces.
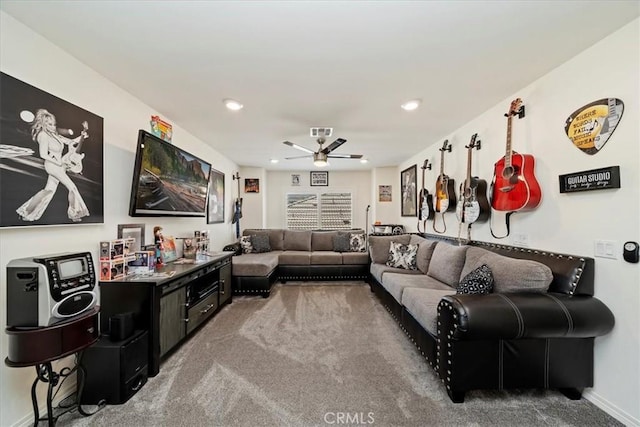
xmin=117 ymin=224 xmax=145 ymax=252
xmin=401 ymin=165 xmax=417 ymax=217
xmin=310 ymin=171 xmax=329 ymax=187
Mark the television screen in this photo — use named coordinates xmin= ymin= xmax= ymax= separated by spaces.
xmin=129 ymin=130 xmax=211 ymax=217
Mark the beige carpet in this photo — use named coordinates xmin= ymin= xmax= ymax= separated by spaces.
xmin=64 ymin=282 xmax=621 ymax=426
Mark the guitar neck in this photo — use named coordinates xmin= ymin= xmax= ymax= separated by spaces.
xmin=466 ymin=146 xmax=472 ymax=188
xmin=505 ymin=115 xmax=513 ymax=168
xmin=439 ymin=149 xmax=445 ymax=178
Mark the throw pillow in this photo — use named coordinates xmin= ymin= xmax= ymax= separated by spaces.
xmin=333 ymin=232 xmax=351 ymax=252
xmin=386 ymin=241 xmax=419 ymax=270
xmin=349 ymin=232 xmax=366 ymax=252
xmin=457 ymin=264 xmax=494 ymax=295
xmin=240 ymin=235 xmax=254 ymax=254
xmin=251 ymin=234 xmax=271 ymax=253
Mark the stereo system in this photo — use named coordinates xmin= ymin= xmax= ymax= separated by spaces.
xmin=6 ymin=252 xmax=97 ymax=327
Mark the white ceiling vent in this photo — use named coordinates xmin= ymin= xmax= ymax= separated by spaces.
xmin=310 ymin=127 xmax=333 ymax=138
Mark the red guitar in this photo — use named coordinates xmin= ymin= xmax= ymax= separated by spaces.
xmin=490 ymin=98 xmax=541 ymax=212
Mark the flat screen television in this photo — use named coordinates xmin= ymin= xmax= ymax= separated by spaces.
xmin=129 ymin=130 xmax=211 ymax=217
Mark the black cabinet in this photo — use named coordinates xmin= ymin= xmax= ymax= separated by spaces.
xmin=80 ymin=330 xmax=148 ymax=405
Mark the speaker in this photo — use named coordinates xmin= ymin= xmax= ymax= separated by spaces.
xmin=109 ymin=312 xmax=134 ymax=342
xmin=80 ymin=330 xmax=148 ymax=405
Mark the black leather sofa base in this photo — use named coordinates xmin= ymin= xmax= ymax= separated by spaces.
xmin=232 ymin=267 xmax=278 ymax=298
xmin=279 ymin=264 xmax=369 ymax=282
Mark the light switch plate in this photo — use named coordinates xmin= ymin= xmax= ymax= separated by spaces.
xmin=512 ymin=233 xmax=530 ymax=247
xmin=594 ymin=240 xmax=617 ymax=259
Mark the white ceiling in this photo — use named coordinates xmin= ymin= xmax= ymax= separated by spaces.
xmin=2 ymin=1 xmax=638 ymax=171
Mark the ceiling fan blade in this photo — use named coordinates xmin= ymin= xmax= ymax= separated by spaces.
xmin=283 ymin=140 xmax=315 ymax=154
xmin=321 ymin=138 xmax=347 ymax=154
xmin=327 ymin=153 xmax=363 ymax=159
xmin=285 ymin=154 xmax=313 ymax=160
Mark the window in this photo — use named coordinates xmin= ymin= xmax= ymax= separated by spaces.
xmin=286 ymin=192 xmax=352 ymax=230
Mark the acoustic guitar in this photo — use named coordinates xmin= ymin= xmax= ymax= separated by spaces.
xmin=417 ymin=159 xmax=435 ymax=232
xmin=434 ymin=140 xmax=456 ymax=213
xmin=490 ymin=98 xmax=541 ymax=212
xmin=455 ymin=133 xmax=490 ymax=224
xmin=61 ymin=121 xmax=89 ymax=174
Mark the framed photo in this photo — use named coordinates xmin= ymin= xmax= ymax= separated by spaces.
xmin=291 ymin=174 xmax=301 ymax=186
xmin=0 ymin=72 xmax=104 ymax=228
xmin=310 ymin=171 xmax=329 ymax=186
xmin=401 ymin=165 xmax=417 ymax=217
xmin=379 ymin=185 xmax=392 ymax=202
xmin=245 ymin=178 xmax=259 ymax=193
xmin=117 ymin=224 xmax=145 ymax=252
xmin=207 ymin=168 xmax=225 ymax=224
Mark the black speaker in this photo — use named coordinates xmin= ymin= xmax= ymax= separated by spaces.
xmin=80 ymin=330 xmax=148 ymax=405
xmin=109 ymin=312 xmax=134 ymax=341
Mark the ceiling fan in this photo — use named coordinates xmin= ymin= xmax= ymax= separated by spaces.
xmin=283 ymin=129 xmax=363 ymax=167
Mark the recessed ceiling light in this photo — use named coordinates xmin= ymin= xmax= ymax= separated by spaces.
xmin=401 ymin=99 xmax=421 ymax=111
xmin=223 ymin=98 xmax=243 ymax=111
xmin=270 ymin=159 xmax=279 ymax=163
xmin=360 ymin=158 xmax=369 ymax=164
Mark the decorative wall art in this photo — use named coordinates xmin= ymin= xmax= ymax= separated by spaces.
xmin=310 ymin=171 xmax=329 ymax=186
xmin=401 ymin=165 xmax=417 ymax=217
xmin=291 ymin=174 xmax=301 ymax=186
xmin=379 ymin=185 xmax=392 ymax=202
xmin=558 ymin=166 xmax=620 ymax=193
xmin=0 ymin=72 xmax=104 ymax=228
xmin=564 ymin=98 xmax=624 ymax=155
xmin=245 ymin=178 xmax=259 ymax=193
xmin=207 ymin=168 xmax=225 ymax=224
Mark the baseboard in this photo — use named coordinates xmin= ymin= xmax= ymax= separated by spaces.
xmin=584 ymin=389 xmax=640 ymax=427
xmin=12 ymin=380 xmax=77 ymax=427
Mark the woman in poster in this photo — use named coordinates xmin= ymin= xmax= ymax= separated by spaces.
xmin=16 ymin=109 xmax=90 ymax=222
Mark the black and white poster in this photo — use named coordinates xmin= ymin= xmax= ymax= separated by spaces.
xmin=0 ymin=72 xmax=104 ymax=227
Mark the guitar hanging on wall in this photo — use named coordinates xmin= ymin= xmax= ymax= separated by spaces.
xmin=490 ymin=98 xmax=541 ymax=238
xmin=456 ymin=133 xmax=490 ymax=226
xmin=417 ymin=159 xmax=435 ymax=232
xmin=432 ymin=140 xmax=455 ymax=234
xmin=232 ymin=172 xmax=242 ymax=238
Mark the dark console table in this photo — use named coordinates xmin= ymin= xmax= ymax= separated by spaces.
xmin=99 ymin=252 xmax=232 ymax=376
xmin=5 ymin=306 xmax=100 ymax=426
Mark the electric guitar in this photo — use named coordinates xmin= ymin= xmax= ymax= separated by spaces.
xmin=232 ymin=172 xmax=243 ymax=238
xmin=455 ymin=133 xmax=490 ymax=224
xmin=61 ymin=121 xmax=88 ymax=174
xmin=417 ymin=159 xmax=435 ymax=231
xmin=490 ymin=98 xmax=541 ymax=212
xmin=434 ymin=140 xmax=456 ymax=213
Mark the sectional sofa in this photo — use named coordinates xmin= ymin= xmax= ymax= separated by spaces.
xmin=368 ymin=233 xmax=615 ymax=403
xmin=230 ymin=228 xmax=369 ymax=297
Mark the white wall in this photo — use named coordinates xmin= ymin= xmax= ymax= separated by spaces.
xmin=265 ymin=170 xmax=372 ymax=230
xmin=371 ymin=167 xmax=399 ymax=226
xmin=0 ymin=12 xmax=238 ymax=427
xmin=396 ymin=19 xmax=639 ymax=426
xmin=238 ymin=167 xmax=267 ymax=230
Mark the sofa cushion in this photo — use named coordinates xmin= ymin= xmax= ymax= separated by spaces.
xmin=311 ymin=231 xmax=337 ymax=251
xmin=332 ymin=232 xmax=352 ymax=252
xmin=283 ymin=230 xmax=312 ymax=251
xmin=409 ymin=235 xmax=438 ymax=274
xmin=382 ymin=272 xmax=453 ymax=304
xmin=349 ymin=232 xmax=367 ymax=252
xmin=310 ymin=251 xmax=343 ymax=265
xmin=231 ymin=251 xmax=281 ymax=276
xmin=240 ymin=235 xmax=254 ymax=254
xmin=457 ymin=264 xmax=494 ymax=295
xmin=459 ymin=246 xmax=491 ymax=279
xmin=368 ymin=234 xmax=411 ymax=264
xmin=427 ymin=243 xmax=468 ymax=287
xmin=243 ymin=229 xmax=284 ymax=250
xmin=468 ymin=251 xmax=553 ymax=293
xmin=386 ymin=242 xmax=419 ymax=270
xmin=341 ymin=252 xmax=370 ymax=265
xmin=402 ymin=288 xmax=455 ymax=335
xmin=279 ymin=250 xmax=311 ymax=265
xmin=251 ymin=234 xmax=272 ymax=253
xmin=370 ymin=263 xmax=422 ymax=284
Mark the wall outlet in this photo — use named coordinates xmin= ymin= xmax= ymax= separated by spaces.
xmin=512 ymin=233 xmax=530 ymax=247
xmin=594 ymin=240 xmax=617 ymax=259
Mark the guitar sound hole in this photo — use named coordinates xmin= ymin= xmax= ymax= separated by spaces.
xmin=502 ymin=166 xmax=514 ymax=179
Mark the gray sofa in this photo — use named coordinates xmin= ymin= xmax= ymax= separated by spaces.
xmin=368 ymin=233 xmax=615 ymax=403
xmin=232 ymin=229 xmax=369 ymax=297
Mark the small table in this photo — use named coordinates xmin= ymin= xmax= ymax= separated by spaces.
xmin=5 ymin=306 xmax=100 ymax=426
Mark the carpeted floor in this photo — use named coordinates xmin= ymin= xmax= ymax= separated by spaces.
xmin=64 ymin=282 xmax=622 ymax=426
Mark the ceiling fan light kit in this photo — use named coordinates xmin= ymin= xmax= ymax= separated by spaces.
xmin=283 ymin=129 xmax=364 ymax=167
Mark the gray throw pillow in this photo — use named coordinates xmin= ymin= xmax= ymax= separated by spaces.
xmin=251 ymin=234 xmax=271 ymax=253
xmin=333 ymin=232 xmax=351 ymax=252
xmin=457 ymin=264 xmax=494 ymax=295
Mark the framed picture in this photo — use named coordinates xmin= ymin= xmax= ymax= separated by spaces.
xmin=401 ymin=165 xmax=417 ymax=217
xmin=207 ymin=168 xmax=225 ymax=224
xmin=291 ymin=174 xmax=301 ymax=186
xmin=245 ymin=178 xmax=259 ymax=193
xmin=0 ymin=72 xmax=104 ymax=228
xmin=379 ymin=185 xmax=392 ymax=202
xmin=310 ymin=171 xmax=329 ymax=186
xmin=117 ymin=224 xmax=145 ymax=252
